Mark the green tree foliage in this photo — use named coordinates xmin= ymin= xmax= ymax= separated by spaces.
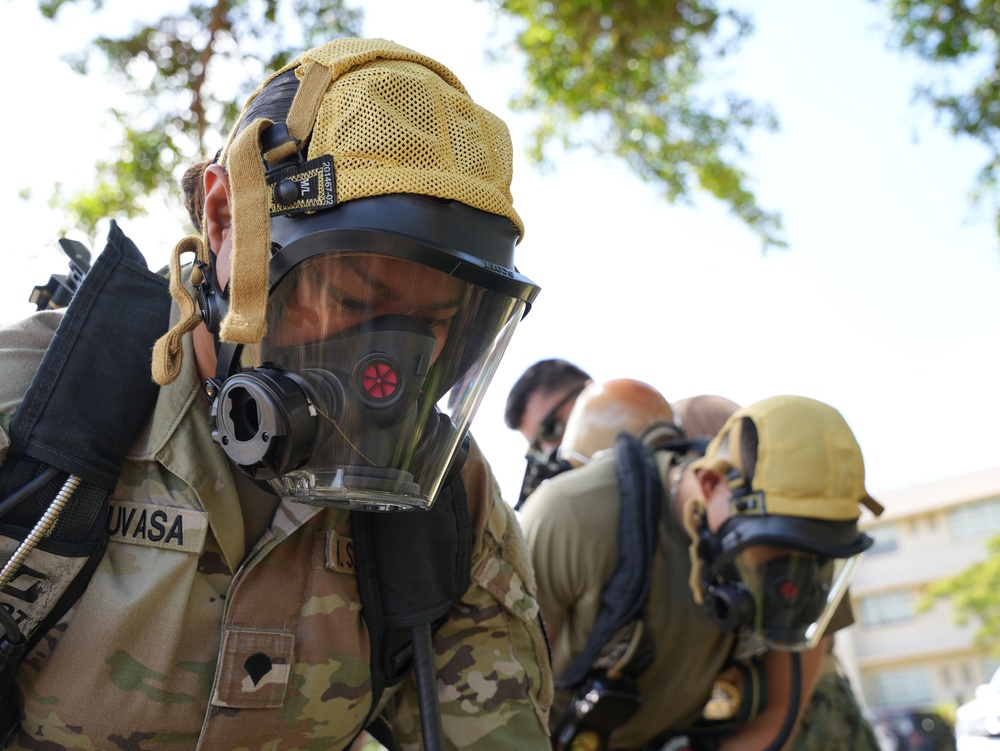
xmin=925 ymin=534 xmax=1000 ymax=654
xmin=878 ymin=0 xmax=1000 ymax=235
xmin=37 ymin=0 xmax=785 ymax=249
xmin=491 ymin=0 xmax=784 ymax=249
xmin=36 ymin=0 xmax=361 ymax=240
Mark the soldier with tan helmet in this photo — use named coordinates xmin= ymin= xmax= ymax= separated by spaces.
xmin=0 ymin=37 xmax=551 ymax=750
xmin=521 ymin=393 xmax=883 ymax=751
xmin=553 ymin=388 xmax=880 ymax=751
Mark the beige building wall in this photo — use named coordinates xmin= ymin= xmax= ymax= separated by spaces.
xmin=835 ymin=466 xmax=1000 ymax=712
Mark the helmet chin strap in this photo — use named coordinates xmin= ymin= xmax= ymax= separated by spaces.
xmin=151 ymin=234 xmax=212 ymax=386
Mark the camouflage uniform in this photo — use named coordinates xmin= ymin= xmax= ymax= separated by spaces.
xmin=790 ymin=653 xmax=881 ymax=751
xmin=0 ymin=309 xmax=552 ymax=750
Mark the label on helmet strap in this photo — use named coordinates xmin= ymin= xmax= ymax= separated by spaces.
xmin=267 ymin=155 xmax=336 ymax=217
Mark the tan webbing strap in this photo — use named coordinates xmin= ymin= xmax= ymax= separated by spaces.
xmin=263 ymin=62 xmax=333 ymax=164
xmin=220 ymin=120 xmax=272 ymax=344
xmin=151 ymin=235 xmax=209 ymax=385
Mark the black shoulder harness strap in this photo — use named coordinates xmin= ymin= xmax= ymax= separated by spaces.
xmin=556 ymin=431 xmax=664 ymax=691
xmin=0 ymin=222 xmax=171 ymax=736
xmin=351 ymin=476 xmax=473 ymax=748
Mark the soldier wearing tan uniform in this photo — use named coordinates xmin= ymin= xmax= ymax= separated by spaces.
xmin=522 ymin=393 xmax=882 ymax=750
xmin=0 ymin=38 xmax=551 ymax=750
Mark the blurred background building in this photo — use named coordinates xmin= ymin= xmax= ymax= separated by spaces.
xmin=836 ymin=466 xmax=1000 ymax=714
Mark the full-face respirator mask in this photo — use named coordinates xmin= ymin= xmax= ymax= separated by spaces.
xmin=199 ymin=190 xmax=537 ymax=511
xmin=697 ymin=509 xmax=870 ymax=651
xmin=210 ymin=312 xmax=437 ymax=496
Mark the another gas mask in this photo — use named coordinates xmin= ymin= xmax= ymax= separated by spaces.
xmin=515 ymin=446 xmax=572 ymax=510
xmin=683 ymin=404 xmax=878 ymax=651
xmin=696 ymin=509 xmax=867 ymax=651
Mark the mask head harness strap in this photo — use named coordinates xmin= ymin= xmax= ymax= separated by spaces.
xmin=210 ymin=59 xmax=337 ymax=353
xmin=693 ymin=421 xmax=760 ymax=632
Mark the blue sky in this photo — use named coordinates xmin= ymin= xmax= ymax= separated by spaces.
xmin=2 ymin=0 xmax=998 ymax=510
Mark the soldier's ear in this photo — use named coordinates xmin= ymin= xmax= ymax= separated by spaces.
xmin=696 ymin=468 xmax=733 ymax=533
xmin=695 ymin=467 xmax=724 ymax=500
xmin=203 ymin=165 xmax=232 ymax=255
xmin=203 ymin=165 xmax=234 ymax=288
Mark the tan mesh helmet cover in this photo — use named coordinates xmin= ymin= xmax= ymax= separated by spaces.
xmin=312 ymin=42 xmax=519 ymax=234
xmin=222 ymin=38 xmax=524 ymax=340
xmin=691 ymin=395 xmax=883 ymax=522
xmin=223 ymin=37 xmax=523 ymax=234
xmin=152 ymin=38 xmax=525 ymax=386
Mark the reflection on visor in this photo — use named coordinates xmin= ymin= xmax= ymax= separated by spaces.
xmin=731 ymin=549 xmax=861 ymax=651
xmin=212 ymin=251 xmax=527 ymax=511
xmin=268 ymin=253 xmax=468 ymax=356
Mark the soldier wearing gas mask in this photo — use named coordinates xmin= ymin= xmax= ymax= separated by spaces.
xmin=504 ymin=359 xmax=593 ymax=509
xmin=521 ymin=394 xmax=883 ymax=751
xmin=0 ymin=38 xmax=552 ymax=750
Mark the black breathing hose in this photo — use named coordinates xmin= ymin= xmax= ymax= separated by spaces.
xmin=762 ymin=651 xmax=802 ymax=751
xmin=0 ymin=467 xmax=59 ymax=520
xmin=412 ymin=623 xmax=444 ymax=751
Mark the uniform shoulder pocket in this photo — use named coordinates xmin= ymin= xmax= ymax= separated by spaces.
xmin=473 ymin=496 xmax=540 ymax=623
xmin=470 ymin=496 xmax=554 ymax=725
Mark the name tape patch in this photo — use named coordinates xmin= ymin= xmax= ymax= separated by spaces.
xmin=106 ymin=500 xmax=208 ymax=555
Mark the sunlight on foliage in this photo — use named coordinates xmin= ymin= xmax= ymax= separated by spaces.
xmin=488 ymin=0 xmax=785 ymax=250
xmin=878 ymin=0 xmax=1000 ymax=246
xmin=34 ymin=0 xmax=362 ymax=241
xmin=925 ymin=534 xmax=1000 ymax=655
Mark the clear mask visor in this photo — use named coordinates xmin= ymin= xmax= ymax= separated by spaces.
xmin=214 ymin=251 xmax=525 ymax=511
xmin=732 ymin=547 xmax=862 ymax=651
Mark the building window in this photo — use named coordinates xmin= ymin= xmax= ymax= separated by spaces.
xmin=948 ymin=498 xmax=1000 ymax=540
xmin=873 ymin=666 xmax=934 ymax=707
xmin=860 ymin=590 xmax=914 ymax=627
xmin=867 ymin=524 xmax=898 ymax=556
